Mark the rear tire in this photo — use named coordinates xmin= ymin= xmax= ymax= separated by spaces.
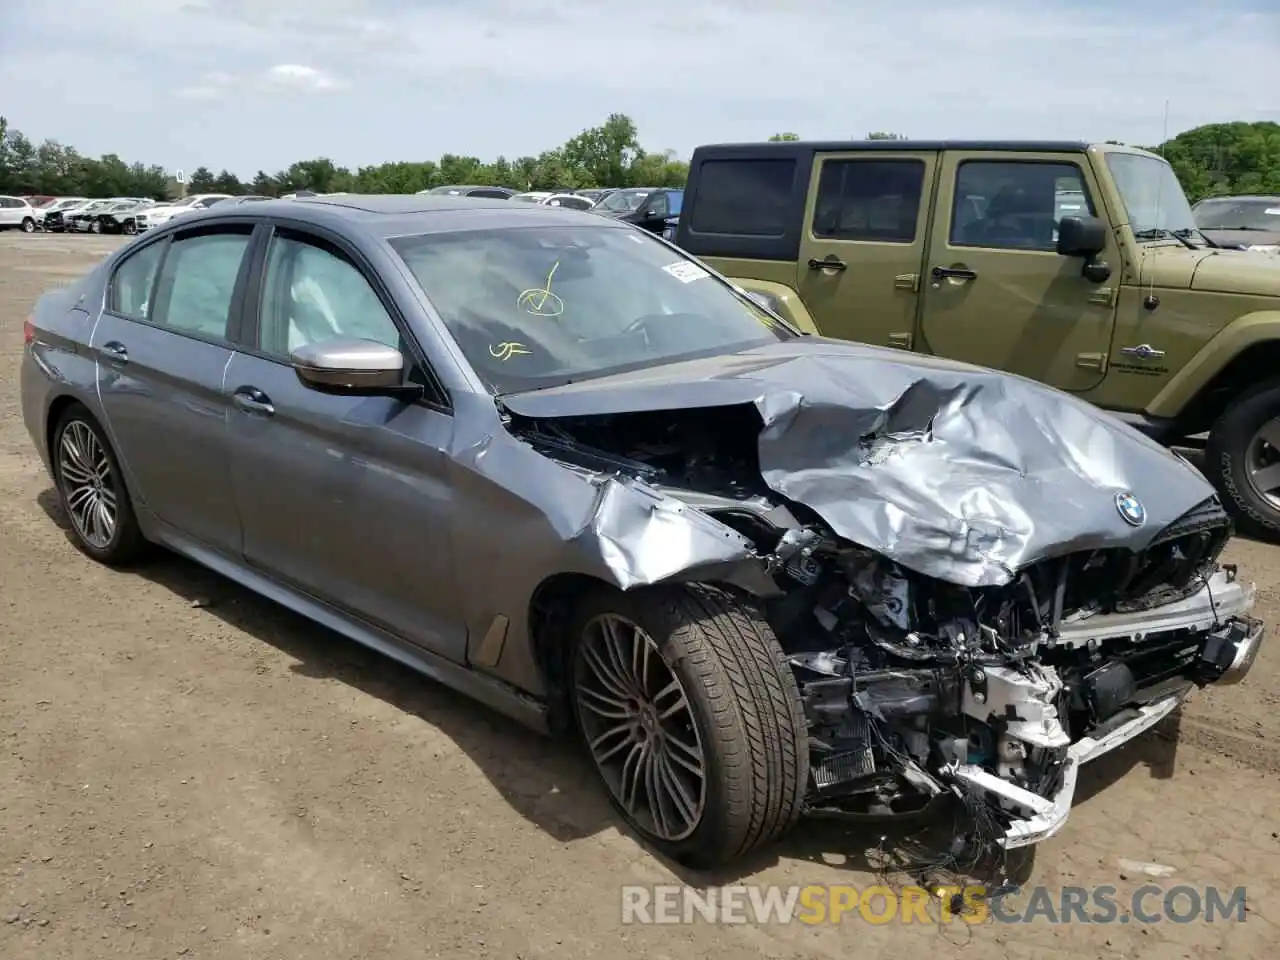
xmin=568 ymin=583 xmax=808 ymax=869
xmin=51 ymin=405 xmax=148 ymax=565
xmin=1205 ymin=380 xmax=1280 ymax=539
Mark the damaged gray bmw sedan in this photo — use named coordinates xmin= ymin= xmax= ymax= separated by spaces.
xmin=21 ymin=195 xmax=1266 ymax=869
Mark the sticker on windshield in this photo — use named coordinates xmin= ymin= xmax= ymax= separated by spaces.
xmin=663 ymin=261 xmax=709 ymax=283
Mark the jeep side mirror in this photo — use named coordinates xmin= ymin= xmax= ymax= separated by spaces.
xmin=1056 ymin=215 xmax=1107 ymax=258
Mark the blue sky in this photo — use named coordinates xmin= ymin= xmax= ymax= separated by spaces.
xmin=2 ymin=0 xmax=1278 ymax=179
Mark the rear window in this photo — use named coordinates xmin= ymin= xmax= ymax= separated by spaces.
xmin=687 ymin=159 xmax=796 ymax=236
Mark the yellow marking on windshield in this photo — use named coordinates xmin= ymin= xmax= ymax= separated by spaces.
xmin=515 ymin=260 xmax=565 ymax=317
xmin=489 ymin=341 xmax=532 ymax=361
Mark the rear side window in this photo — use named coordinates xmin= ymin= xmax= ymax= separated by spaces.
xmin=687 ymin=159 xmax=796 ymax=236
xmin=109 ymin=241 xmax=167 ymax=320
xmin=812 ymin=159 xmax=926 ymax=243
xmin=150 ymin=231 xmax=251 ymax=339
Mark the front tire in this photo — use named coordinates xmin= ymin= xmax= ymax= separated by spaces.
xmin=21 ymin=217 xmax=35 ymax=233
xmin=51 ymin=405 xmax=147 ymax=565
xmin=1206 ymin=380 xmax=1280 ymax=539
xmin=569 ymin=583 xmax=807 ymax=869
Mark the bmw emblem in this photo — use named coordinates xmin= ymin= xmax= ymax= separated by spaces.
xmin=1115 ymin=491 xmax=1146 ymax=527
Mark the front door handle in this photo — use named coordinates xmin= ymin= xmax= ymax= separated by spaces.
xmin=232 ymin=385 xmax=275 ymax=417
xmin=100 ymin=340 xmax=128 ymax=364
xmin=808 ymin=256 xmax=847 ymax=272
xmin=931 ymin=265 xmax=978 ymax=281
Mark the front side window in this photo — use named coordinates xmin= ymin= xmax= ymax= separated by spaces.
xmin=258 ymin=234 xmax=401 ymax=359
xmin=950 ymin=161 xmax=1093 ymax=251
xmin=108 ymin=240 xmax=167 ymax=320
xmin=645 ymin=193 xmax=669 ymax=218
xmin=390 ymin=223 xmax=793 ymax=394
xmin=151 ymin=231 xmax=251 ymax=339
xmin=813 ymin=159 xmax=926 ymax=243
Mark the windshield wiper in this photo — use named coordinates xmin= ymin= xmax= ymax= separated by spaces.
xmin=1134 ymin=228 xmax=1197 ymax=250
xmin=1173 ymin=227 xmax=1219 ymax=249
xmin=1208 ymin=225 xmax=1267 ymax=231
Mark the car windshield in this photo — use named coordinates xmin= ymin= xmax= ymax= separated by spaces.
xmin=1194 ymin=198 xmax=1280 ymax=231
xmin=596 ymin=189 xmax=649 ymax=213
xmin=1104 ymin=153 xmax=1196 ymax=236
xmin=389 ymin=224 xmax=793 ymax=393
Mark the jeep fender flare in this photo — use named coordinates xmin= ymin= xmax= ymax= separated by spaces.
xmin=1147 ymin=310 xmax=1280 ymax=420
xmin=724 ymin=279 xmax=821 ymax=335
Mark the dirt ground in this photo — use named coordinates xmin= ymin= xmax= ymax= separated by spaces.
xmin=1 ymin=232 xmax=1277 ymax=960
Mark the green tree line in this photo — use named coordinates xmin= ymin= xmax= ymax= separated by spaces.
xmin=0 ymin=113 xmax=688 ymax=199
xmin=1 ymin=112 xmax=1275 ymax=202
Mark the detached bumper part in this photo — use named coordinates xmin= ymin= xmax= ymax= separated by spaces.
xmin=952 ymin=614 xmax=1264 ymax=849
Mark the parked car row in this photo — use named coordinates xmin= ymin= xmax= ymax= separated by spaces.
xmin=412 ymin=184 xmax=685 ymax=236
xmin=7 ymin=185 xmax=690 ymax=238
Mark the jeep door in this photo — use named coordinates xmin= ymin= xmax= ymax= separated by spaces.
xmin=796 ymin=151 xmax=935 ymax=350
xmin=918 ymin=151 xmax=1120 ymax=392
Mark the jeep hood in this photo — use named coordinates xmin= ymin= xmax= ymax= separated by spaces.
xmin=1142 ymin=245 xmax=1280 ymax=297
xmin=500 ymin=339 xmax=1216 ymax=588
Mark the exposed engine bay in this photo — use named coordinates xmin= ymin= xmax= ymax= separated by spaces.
xmin=511 ymin=404 xmax=1265 ymax=848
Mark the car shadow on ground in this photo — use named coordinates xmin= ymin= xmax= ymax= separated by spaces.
xmin=34 ymin=486 xmax=1191 ymax=889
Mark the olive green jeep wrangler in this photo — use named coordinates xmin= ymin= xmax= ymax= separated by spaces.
xmin=674 ymin=139 xmax=1280 ymax=536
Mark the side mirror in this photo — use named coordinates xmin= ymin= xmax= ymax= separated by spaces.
xmin=1056 ymin=215 xmax=1107 ymax=257
xmin=290 ymin=338 xmax=420 ymax=398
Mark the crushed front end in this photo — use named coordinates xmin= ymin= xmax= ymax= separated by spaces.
xmin=775 ymin=496 xmax=1263 ymax=847
xmin=506 ymin=395 xmax=1265 ymax=852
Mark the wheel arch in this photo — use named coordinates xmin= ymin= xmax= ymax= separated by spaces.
xmin=1174 ymin=339 xmax=1280 ymax=437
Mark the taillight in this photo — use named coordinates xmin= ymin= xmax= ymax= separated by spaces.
xmin=23 ymin=317 xmax=36 ymax=345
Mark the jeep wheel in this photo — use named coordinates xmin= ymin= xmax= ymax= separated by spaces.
xmin=568 ymin=583 xmax=808 ymax=869
xmin=21 ymin=217 xmax=35 ymax=233
xmin=1206 ymin=380 xmax=1280 ymax=539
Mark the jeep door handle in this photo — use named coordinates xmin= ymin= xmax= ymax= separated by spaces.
xmin=100 ymin=340 xmax=128 ymax=364
xmin=232 ymin=386 xmax=275 ymax=417
xmin=931 ymin=266 xmax=978 ymax=281
xmin=808 ymin=256 xmax=847 ymax=272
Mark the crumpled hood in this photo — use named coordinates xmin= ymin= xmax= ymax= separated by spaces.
xmin=501 ymin=339 xmax=1217 ymax=587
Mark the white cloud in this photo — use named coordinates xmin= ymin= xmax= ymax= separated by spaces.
xmin=264 ymin=64 xmax=347 ymax=92
xmin=1 ymin=0 xmax=1276 ymax=176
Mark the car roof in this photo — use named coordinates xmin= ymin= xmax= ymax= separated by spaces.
xmin=186 ymin=192 xmax=621 ymax=238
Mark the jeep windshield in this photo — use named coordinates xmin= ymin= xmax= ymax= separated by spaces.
xmin=390 ymin=223 xmax=793 ymax=393
xmin=1104 ymin=153 xmax=1197 ymax=239
xmin=1194 ymin=198 xmax=1280 ymax=231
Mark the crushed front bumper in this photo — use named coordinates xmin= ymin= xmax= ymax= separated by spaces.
xmin=948 ymin=574 xmax=1264 ymax=848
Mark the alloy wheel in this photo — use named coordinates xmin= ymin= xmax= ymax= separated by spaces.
xmin=574 ymin=613 xmax=707 ymax=842
xmin=1246 ymin=417 xmax=1280 ymax=510
xmin=58 ymin=420 xmax=118 ymax=550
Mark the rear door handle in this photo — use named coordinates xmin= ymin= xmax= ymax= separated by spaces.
xmin=101 ymin=340 xmax=128 ymax=364
xmin=808 ymin=256 xmax=847 ymax=272
xmin=232 ymin=385 xmax=275 ymax=417
xmin=931 ymin=266 xmax=978 ymax=281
